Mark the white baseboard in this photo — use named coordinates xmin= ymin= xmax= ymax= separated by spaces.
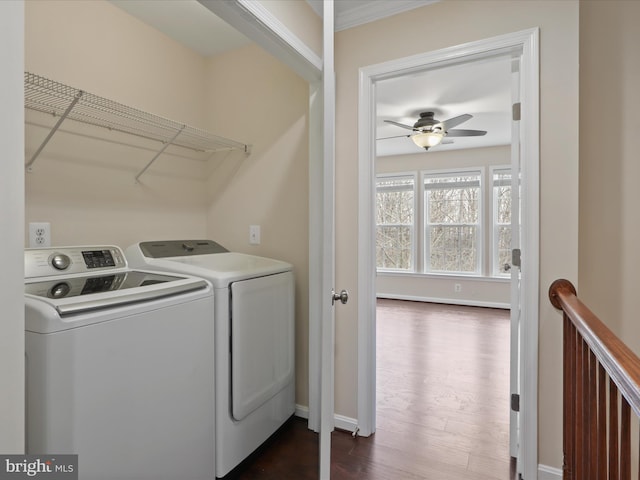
xmin=376 ymin=293 xmax=510 ymax=310
xmin=295 ymin=404 xmax=310 ymax=420
xmin=299 ymin=407 xmax=562 ymax=479
xmin=294 ymin=404 xmax=359 ymax=434
xmin=334 ymin=413 xmax=358 ymax=433
xmin=538 ymin=464 xmax=562 ymax=479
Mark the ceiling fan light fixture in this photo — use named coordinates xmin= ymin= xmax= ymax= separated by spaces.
xmin=412 ymin=131 xmax=444 ymax=149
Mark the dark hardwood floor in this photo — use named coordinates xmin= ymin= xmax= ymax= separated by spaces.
xmin=228 ymin=300 xmax=515 ymax=479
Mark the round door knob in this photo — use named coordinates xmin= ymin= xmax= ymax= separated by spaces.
xmin=51 ymin=254 xmax=71 ymax=270
xmin=332 ymin=289 xmax=349 ymax=305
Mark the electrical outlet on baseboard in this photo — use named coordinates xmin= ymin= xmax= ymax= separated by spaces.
xmin=29 ymin=222 xmax=51 ymax=248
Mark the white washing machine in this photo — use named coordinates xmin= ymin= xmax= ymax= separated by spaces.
xmin=24 ymin=246 xmax=215 ymax=480
xmin=125 ymin=240 xmax=295 ymax=478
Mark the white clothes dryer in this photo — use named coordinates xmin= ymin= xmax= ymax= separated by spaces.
xmin=126 ymin=240 xmax=295 ymax=478
xmin=24 ymin=246 xmax=215 ymax=480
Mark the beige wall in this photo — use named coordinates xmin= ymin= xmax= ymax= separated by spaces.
xmin=256 ymin=0 xmax=322 ymax=57
xmin=335 ymin=0 xmax=579 ymax=470
xmin=25 ymin=0 xmax=209 ymax=247
xmin=25 ymin=1 xmax=310 ymax=407
xmin=204 ymin=44 xmax=310 ymax=406
xmin=376 ymin=145 xmax=511 ymax=307
xmin=579 ymin=1 xmax=640 ymax=351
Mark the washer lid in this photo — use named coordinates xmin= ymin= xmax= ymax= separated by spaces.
xmin=25 ymin=270 xmax=208 ymax=316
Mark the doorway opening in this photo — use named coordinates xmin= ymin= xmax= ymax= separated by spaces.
xmin=357 ymin=28 xmax=539 ymax=479
xmin=372 ymin=49 xmax=516 ymax=476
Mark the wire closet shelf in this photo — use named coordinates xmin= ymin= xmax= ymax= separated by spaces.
xmin=24 ymin=72 xmax=251 ymax=179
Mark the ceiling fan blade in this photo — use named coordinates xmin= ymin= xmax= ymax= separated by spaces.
xmin=376 ymin=134 xmax=411 ymax=140
xmin=439 ymin=114 xmax=472 ymax=130
xmin=384 ymin=120 xmax=416 ymax=131
xmin=445 ymin=128 xmax=487 ymax=137
xmin=441 ymin=139 xmax=455 ymax=144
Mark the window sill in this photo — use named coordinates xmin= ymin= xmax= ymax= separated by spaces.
xmin=376 ymin=271 xmax=510 ymax=283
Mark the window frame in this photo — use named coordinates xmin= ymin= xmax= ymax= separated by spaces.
xmin=374 ymin=172 xmax=418 ymax=273
xmin=421 ymin=168 xmax=484 ymax=276
xmin=490 ymin=165 xmax=513 ymax=278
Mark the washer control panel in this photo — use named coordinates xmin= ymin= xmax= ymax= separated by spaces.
xmin=25 ymin=246 xmax=127 ymax=279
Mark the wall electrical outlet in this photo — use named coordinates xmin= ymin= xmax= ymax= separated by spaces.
xmin=29 ymin=222 xmax=51 ymax=248
xmin=249 ymin=225 xmax=261 ymax=245
xmin=454 ymin=283 xmax=462 ymax=293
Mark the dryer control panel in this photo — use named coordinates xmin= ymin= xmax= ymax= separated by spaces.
xmin=25 ymin=246 xmax=127 ymax=279
xmin=139 ymin=239 xmax=229 ymax=258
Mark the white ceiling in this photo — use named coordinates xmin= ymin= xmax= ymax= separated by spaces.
xmin=376 ymin=54 xmax=513 ymax=156
xmin=108 ymin=0 xmax=511 ymax=156
xmin=110 ymin=0 xmax=251 ymax=57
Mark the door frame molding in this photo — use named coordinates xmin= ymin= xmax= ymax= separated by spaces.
xmin=357 ymin=28 xmax=539 ymax=478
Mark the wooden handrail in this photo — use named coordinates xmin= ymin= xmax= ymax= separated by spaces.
xmin=549 ymin=279 xmax=640 ymax=479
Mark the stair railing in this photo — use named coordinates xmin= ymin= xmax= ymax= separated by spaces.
xmin=549 ymin=279 xmax=640 ymax=479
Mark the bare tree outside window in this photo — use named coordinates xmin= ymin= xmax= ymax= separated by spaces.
xmin=376 ymin=176 xmax=414 ymax=270
xmin=425 ymin=173 xmax=481 ymax=274
xmin=493 ymin=168 xmax=512 ymax=275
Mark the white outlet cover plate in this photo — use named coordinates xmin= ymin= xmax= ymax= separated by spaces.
xmin=249 ymin=225 xmax=260 ymax=245
xmin=29 ymin=222 xmax=51 ymax=248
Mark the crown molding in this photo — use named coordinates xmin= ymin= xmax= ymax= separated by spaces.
xmin=306 ymin=0 xmax=439 ymax=31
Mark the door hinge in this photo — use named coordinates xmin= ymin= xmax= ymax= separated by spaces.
xmin=512 ymin=102 xmax=521 ymax=121
xmin=512 ymin=248 xmax=521 ymax=269
xmin=511 ymin=393 xmax=520 ymax=412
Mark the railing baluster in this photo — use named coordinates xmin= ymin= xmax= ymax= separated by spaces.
xmin=611 ymin=381 xmax=619 ymax=480
xmin=591 ymin=349 xmax=599 ymax=475
xmin=621 ymin=398 xmax=631 ymax=480
xmin=577 ymin=335 xmax=585 ymax=479
xmin=565 ymin=315 xmax=576 ymax=479
xmin=599 ymin=363 xmax=607 ymax=479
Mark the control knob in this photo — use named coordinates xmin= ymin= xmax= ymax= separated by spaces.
xmin=51 ymin=254 xmax=71 ymax=270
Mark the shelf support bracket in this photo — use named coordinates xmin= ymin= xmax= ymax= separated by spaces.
xmin=26 ymin=89 xmax=84 ymax=171
xmin=134 ymin=125 xmax=186 ymax=183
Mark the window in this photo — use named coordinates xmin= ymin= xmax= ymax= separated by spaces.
xmin=375 ymin=166 xmax=511 ymax=278
xmin=492 ymin=167 xmax=512 ymax=276
xmin=375 ymin=175 xmax=415 ymax=271
xmin=424 ymin=171 xmax=482 ymax=274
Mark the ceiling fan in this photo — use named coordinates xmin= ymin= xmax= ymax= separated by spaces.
xmin=381 ymin=111 xmax=487 ymax=150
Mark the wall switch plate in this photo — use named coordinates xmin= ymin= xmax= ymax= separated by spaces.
xmin=249 ymin=225 xmax=261 ymax=245
xmin=29 ymin=222 xmax=51 ymax=248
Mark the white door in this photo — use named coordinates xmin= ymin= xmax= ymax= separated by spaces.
xmin=319 ymin=2 xmax=337 ymax=478
xmin=509 ymin=53 xmax=523 ymax=475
